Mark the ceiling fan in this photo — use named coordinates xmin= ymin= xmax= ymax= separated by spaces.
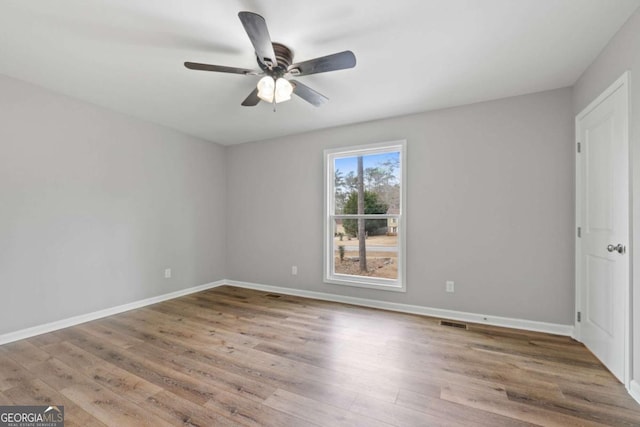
xmin=184 ymin=11 xmax=356 ymax=108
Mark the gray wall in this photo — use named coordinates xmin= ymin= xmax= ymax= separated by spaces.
xmin=573 ymin=7 xmax=640 ymax=386
xmin=0 ymin=63 xmax=578 ymax=335
xmin=0 ymin=75 xmax=227 ymax=335
xmin=226 ymin=87 xmax=574 ymax=325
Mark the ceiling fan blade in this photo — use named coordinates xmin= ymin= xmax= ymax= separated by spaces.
xmin=290 ymin=80 xmax=328 ymax=107
xmin=238 ymin=11 xmax=277 ymax=68
xmin=184 ymin=62 xmax=259 ymax=75
xmin=241 ymin=88 xmax=261 ymax=106
xmin=288 ymin=51 xmax=356 ymax=76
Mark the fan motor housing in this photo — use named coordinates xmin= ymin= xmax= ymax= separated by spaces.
xmin=258 ymin=43 xmax=293 ymax=77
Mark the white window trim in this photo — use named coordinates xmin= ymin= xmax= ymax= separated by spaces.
xmin=323 ymin=140 xmax=407 ymax=292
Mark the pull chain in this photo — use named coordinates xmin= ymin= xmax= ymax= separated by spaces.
xmin=273 ymin=92 xmax=277 ymax=112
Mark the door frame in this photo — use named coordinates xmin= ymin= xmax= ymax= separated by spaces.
xmin=574 ymin=71 xmax=630 ymax=387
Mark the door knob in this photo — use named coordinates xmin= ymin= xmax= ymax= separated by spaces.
xmin=607 ymin=244 xmax=626 ymax=254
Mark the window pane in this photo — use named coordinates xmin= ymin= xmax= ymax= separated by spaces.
xmin=333 ymin=218 xmax=398 ymax=280
xmin=333 ymin=152 xmax=401 ymax=215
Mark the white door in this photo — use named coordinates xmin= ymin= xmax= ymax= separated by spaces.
xmin=576 ymin=72 xmax=629 ymax=384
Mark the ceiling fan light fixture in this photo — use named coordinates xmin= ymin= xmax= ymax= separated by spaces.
xmin=274 ymin=77 xmax=293 ymax=103
xmin=257 ymin=76 xmax=275 ymax=102
xmin=257 ymin=76 xmax=293 ymax=103
xmin=185 ymin=12 xmax=356 ymax=108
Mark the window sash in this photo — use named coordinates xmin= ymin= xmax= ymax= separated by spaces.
xmin=324 ymin=140 xmax=406 ymax=292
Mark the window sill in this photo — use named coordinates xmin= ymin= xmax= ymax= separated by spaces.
xmin=324 ymin=275 xmax=406 ymax=292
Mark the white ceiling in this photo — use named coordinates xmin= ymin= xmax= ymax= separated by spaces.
xmin=1 ymin=0 xmax=638 ymax=145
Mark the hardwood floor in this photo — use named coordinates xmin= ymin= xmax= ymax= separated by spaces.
xmin=1 ymin=286 xmax=639 ymax=426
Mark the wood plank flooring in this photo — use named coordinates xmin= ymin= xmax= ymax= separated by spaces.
xmin=1 ymin=285 xmax=639 ymax=426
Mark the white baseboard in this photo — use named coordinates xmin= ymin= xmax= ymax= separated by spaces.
xmin=0 ymin=280 xmax=226 ymax=345
xmin=224 ymin=280 xmax=575 ymax=337
xmin=630 ymin=380 xmax=640 ymax=405
xmin=0 ymin=278 xmax=576 ymax=346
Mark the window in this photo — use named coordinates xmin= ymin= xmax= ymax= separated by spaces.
xmin=324 ymin=140 xmax=406 ymax=291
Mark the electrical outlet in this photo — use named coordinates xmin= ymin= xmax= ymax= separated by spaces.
xmin=446 ymin=280 xmax=455 ymax=293
xmin=164 ymin=268 xmax=172 ymax=279
xmin=291 ymin=266 xmax=298 ymax=276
